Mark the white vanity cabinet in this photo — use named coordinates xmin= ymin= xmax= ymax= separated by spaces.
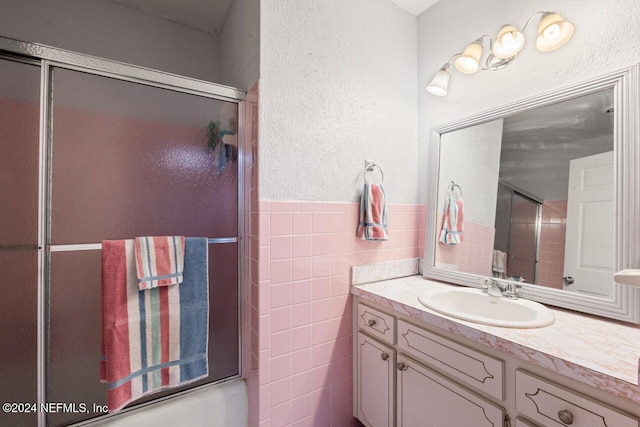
xmin=396 ymin=354 xmax=504 ymax=426
xmin=354 ymin=298 xmax=640 ymax=427
xmin=515 ymin=370 xmax=638 ymax=427
xmin=357 ymin=331 xmax=395 ymax=427
xmin=355 ymin=302 xmax=506 ymax=427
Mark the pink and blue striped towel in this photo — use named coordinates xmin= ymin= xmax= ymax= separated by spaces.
xmin=357 ymin=181 xmax=389 ymax=241
xmin=134 ymin=236 xmax=185 ymax=291
xmin=101 ymin=237 xmax=209 ymax=412
xmin=439 ymin=194 xmax=464 ymax=245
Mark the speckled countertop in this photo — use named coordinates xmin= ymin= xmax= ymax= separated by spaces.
xmin=352 ymin=274 xmax=640 ymax=404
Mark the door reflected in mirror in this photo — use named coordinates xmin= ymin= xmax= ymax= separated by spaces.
xmin=434 ymin=88 xmax=614 ymax=297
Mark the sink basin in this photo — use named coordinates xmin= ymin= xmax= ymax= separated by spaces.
xmin=418 ymin=287 xmax=555 ymax=328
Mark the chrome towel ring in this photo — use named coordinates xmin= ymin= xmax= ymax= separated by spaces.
xmin=448 ymin=181 xmax=463 ymax=197
xmin=364 ymin=160 xmax=384 ymax=183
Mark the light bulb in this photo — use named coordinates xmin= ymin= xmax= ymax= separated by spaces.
xmin=543 ymin=23 xmax=560 ymax=39
xmin=501 ymin=31 xmax=515 ymax=47
xmin=536 ymin=13 xmax=575 ymax=51
xmin=454 ymin=41 xmax=483 ymax=74
xmin=492 ymin=25 xmax=525 ymax=59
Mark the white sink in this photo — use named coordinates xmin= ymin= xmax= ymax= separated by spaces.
xmin=418 ymin=287 xmax=555 ymax=328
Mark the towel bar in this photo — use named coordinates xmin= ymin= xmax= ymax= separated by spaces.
xmin=48 ymin=237 xmax=238 ymax=252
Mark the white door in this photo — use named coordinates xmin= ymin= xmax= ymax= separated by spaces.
xmin=357 ymin=332 xmax=395 ymax=427
xmin=563 ymin=151 xmax=614 ymax=296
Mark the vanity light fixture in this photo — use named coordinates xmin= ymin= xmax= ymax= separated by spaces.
xmin=426 ymin=11 xmax=575 ymax=96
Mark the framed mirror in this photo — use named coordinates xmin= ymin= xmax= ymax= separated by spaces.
xmin=424 ymin=64 xmax=640 ymax=323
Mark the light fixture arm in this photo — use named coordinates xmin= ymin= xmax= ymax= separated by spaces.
xmin=521 ymin=11 xmax=548 ymax=33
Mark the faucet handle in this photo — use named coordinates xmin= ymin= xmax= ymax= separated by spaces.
xmin=503 ymin=282 xmax=523 ymax=299
xmin=481 ymin=278 xmax=506 ymax=297
xmin=481 ymin=277 xmax=494 ymax=292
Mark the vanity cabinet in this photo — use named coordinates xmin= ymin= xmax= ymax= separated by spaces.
xmin=396 ymin=354 xmax=504 ymax=426
xmin=355 ymin=303 xmax=506 ymax=427
xmin=354 ymin=299 xmax=640 ymax=427
xmin=515 ymin=370 xmax=638 ymax=427
xmin=357 ymin=331 xmax=395 ymax=427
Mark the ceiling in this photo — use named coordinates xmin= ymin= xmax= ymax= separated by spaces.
xmin=109 ymin=0 xmax=233 ymax=35
xmin=387 ymin=0 xmax=441 ymax=15
xmin=500 ymin=89 xmax=614 ymax=201
xmin=108 ymin=0 xmax=440 ymax=35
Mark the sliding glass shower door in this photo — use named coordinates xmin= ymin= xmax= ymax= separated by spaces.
xmin=46 ymin=68 xmax=240 ymax=425
xmin=0 ymin=56 xmax=41 ymax=427
xmin=1 ymin=42 xmax=244 ymax=427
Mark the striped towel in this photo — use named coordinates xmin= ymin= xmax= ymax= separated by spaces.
xmin=439 ymin=194 xmax=464 ymax=245
xmin=101 ymin=237 xmax=209 ymax=412
xmin=134 ymin=236 xmax=185 ymax=291
xmin=357 ymin=180 xmax=389 ymax=241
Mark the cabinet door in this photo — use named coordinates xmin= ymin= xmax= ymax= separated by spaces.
xmin=357 ymin=332 xmax=395 ymax=427
xmin=396 ymin=355 xmax=504 ymax=427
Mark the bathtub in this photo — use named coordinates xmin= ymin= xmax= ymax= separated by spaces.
xmin=80 ymin=379 xmax=247 ymax=427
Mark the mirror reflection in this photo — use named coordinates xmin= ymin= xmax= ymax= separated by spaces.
xmin=435 ymin=88 xmax=614 ymax=297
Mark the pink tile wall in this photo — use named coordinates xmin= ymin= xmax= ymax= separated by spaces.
xmin=254 ymin=201 xmax=424 ymax=427
xmin=434 ymin=213 xmax=494 ymax=276
xmin=538 ymin=200 xmax=567 ymax=289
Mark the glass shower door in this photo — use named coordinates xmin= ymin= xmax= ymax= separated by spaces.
xmin=0 ymin=57 xmax=41 ymax=427
xmin=47 ymin=67 xmax=240 ymax=426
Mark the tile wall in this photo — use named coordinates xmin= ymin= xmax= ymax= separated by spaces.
xmin=255 ymin=201 xmax=424 ymax=426
xmin=537 ymin=200 xmax=567 ymax=289
xmin=434 ymin=213 xmax=495 ymax=276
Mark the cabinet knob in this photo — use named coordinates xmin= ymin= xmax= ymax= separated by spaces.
xmin=380 ymin=352 xmax=389 ymax=361
xmin=396 ymin=362 xmax=408 ymax=371
xmin=558 ymin=409 xmax=574 ymax=424
xmin=367 ymin=319 xmax=377 ymax=327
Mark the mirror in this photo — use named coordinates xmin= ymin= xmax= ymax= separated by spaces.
xmin=424 ymin=65 xmax=640 ymax=323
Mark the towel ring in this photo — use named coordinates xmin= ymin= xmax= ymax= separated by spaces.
xmin=448 ymin=181 xmax=463 ymax=197
xmin=364 ymin=160 xmax=384 ymax=184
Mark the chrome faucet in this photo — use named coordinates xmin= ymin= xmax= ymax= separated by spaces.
xmin=481 ymin=278 xmax=522 ymax=299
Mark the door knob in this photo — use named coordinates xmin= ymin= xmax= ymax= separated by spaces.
xmin=563 ymin=276 xmax=575 ymax=286
xmin=380 ymin=353 xmax=389 ymax=361
xmin=396 ymin=362 xmax=408 ymax=371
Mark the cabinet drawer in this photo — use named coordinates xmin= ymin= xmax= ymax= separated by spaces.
xmin=516 ymin=370 xmax=639 ymax=427
xmin=397 ymin=319 xmax=504 ymax=400
xmin=357 ymin=304 xmax=395 ymax=345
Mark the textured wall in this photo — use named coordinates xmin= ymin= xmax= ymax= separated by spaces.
xmin=417 ymin=0 xmax=640 ymax=203
xmin=438 ymin=119 xmax=503 ymax=227
xmin=0 ymin=0 xmax=220 ymax=82
xmin=259 ymin=0 xmax=419 ymax=203
xmin=219 ymin=0 xmax=260 ymax=90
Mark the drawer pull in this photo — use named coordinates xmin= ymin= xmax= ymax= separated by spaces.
xmin=397 ymin=362 xmax=408 ymax=371
xmin=367 ymin=319 xmax=377 ymax=327
xmin=558 ymin=410 xmax=574 ymax=425
xmin=380 ymin=352 xmax=389 ymax=361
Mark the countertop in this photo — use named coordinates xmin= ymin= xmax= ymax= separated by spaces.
xmin=352 ymin=275 xmax=640 ymax=404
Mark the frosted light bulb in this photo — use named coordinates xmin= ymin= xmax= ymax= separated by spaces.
xmin=543 ymin=23 xmax=560 ymax=39
xmin=501 ymin=31 xmax=515 ymax=47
